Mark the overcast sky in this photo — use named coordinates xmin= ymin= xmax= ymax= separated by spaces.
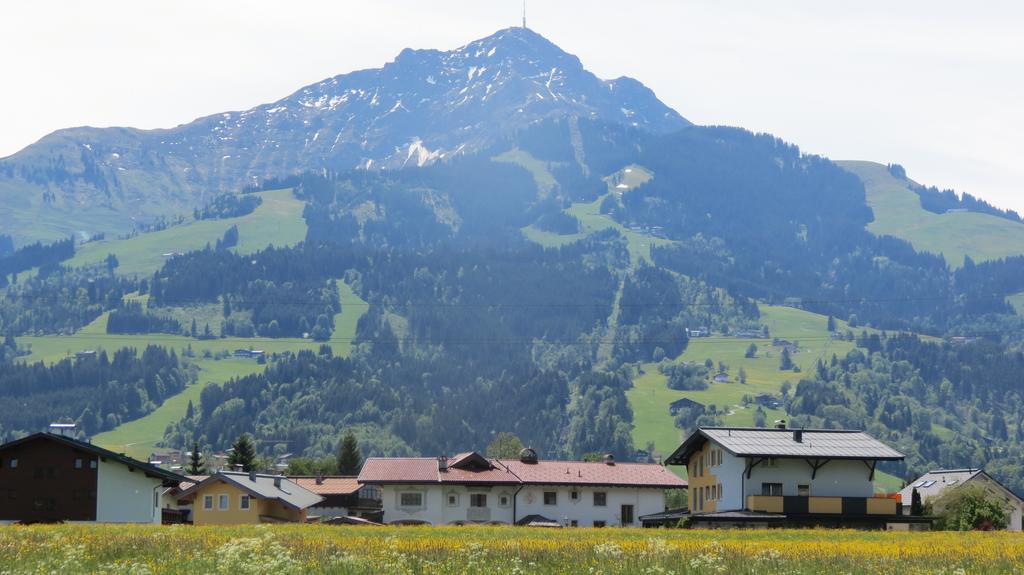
xmin=3 ymin=0 xmax=1022 ymax=211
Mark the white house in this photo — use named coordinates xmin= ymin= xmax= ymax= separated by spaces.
xmin=357 ymin=449 xmax=685 ymax=527
xmin=898 ymin=469 xmax=1023 ymax=531
xmin=0 ymin=433 xmax=185 ymax=524
xmin=663 ymin=425 xmax=925 ymax=528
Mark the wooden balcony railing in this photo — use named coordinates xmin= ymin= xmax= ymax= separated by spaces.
xmin=747 ymin=495 xmax=898 ymax=516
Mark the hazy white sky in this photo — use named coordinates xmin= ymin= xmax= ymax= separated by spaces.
xmin=3 ymin=0 xmax=1022 ymax=211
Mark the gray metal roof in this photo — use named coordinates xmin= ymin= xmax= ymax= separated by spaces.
xmin=898 ymin=469 xmax=1023 ymax=504
xmin=666 ymin=427 xmax=904 ymax=465
xmin=183 ymin=472 xmax=324 ymax=511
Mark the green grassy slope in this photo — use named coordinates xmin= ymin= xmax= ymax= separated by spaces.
xmin=66 ymin=188 xmax=306 ymax=276
xmin=839 ymin=161 xmax=1024 ymax=268
xmin=519 ymin=163 xmax=674 ymax=265
xmin=24 ymin=281 xmax=368 ymax=459
xmin=627 ymin=305 xmax=904 ymax=490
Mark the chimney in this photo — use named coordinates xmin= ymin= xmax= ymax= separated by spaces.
xmin=603 ymin=453 xmax=615 ymax=465
xmin=438 ymin=455 xmax=448 ymax=472
xmin=775 ymin=420 xmax=787 ymax=430
xmin=274 ymin=476 xmax=282 ymax=489
xmin=249 ymin=470 xmax=256 ymax=482
xmin=793 ymin=430 xmax=803 ymax=443
xmin=316 ymin=474 xmax=324 ymax=486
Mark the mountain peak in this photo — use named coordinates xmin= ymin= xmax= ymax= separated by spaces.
xmin=0 ymin=28 xmax=688 ymax=241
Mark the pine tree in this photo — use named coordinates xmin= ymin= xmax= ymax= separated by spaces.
xmin=826 ymin=314 xmax=836 ymax=332
xmin=911 ymin=488 xmax=923 ymax=516
xmin=185 ymin=400 xmax=195 ymax=420
xmin=228 ymin=433 xmax=257 ymax=472
xmin=187 ymin=440 xmax=206 ymax=475
xmin=190 ymin=318 xmax=197 ymax=338
xmin=336 ymin=430 xmax=363 ymax=475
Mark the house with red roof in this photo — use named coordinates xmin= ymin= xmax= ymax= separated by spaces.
xmin=357 ymin=448 xmax=686 ymax=527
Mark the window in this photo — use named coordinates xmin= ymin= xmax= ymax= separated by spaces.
xmin=593 ymin=520 xmax=606 ymax=528
xmin=240 ymin=495 xmax=251 ymax=510
xmin=621 ymin=504 xmax=634 ymax=525
xmin=203 ymin=496 xmax=214 ymax=510
xmin=761 ymin=483 xmax=783 ymax=496
xmin=400 ymin=492 xmax=423 ymax=507
xmin=218 ymin=494 xmax=229 ymax=510
xmin=74 ymin=458 xmax=83 ymax=469
xmin=543 ymin=491 xmax=557 ymax=505
xmin=446 ymin=494 xmax=458 ymax=507
xmin=921 ymin=480 xmax=936 ymax=488
xmin=570 ymin=490 xmax=579 ymax=501
xmin=10 ymin=458 xmax=17 ymax=469
xmin=89 ymin=460 xmax=97 ymax=470
xmin=499 ymin=495 xmax=510 ymax=507
xmin=913 ymin=481 xmax=927 ymax=488
xmin=718 ymin=484 xmax=723 ymax=500
xmin=32 ymin=498 xmax=56 ymax=511
xmin=593 ymin=492 xmax=607 ymax=507
xmin=798 ymin=484 xmax=810 ymax=497
xmin=470 ymin=494 xmax=487 ymax=508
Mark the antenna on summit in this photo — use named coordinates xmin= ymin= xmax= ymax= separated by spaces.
xmin=522 ymin=0 xmax=527 ymax=29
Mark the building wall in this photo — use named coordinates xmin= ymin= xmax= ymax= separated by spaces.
xmin=687 ymin=441 xmax=747 ymax=513
xmin=972 ymin=476 xmax=1023 ymax=532
xmin=257 ymin=499 xmax=306 ymax=523
xmin=95 ymin=459 xmax=163 ymax=523
xmin=0 ymin=438 xmax=98 ymax=522
xmin=379 ymin=483 xmax=667 ymax=527
xmin=743 ymin=458 xmax=874 ymax=500
xmin=516 ymin=485 xmax=665 ymax=527
xmin=191 ymin=481 xmax=262 ymax=525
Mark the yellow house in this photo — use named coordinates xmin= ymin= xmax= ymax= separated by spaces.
xmin=181 ymin=471 xmax=323 ymax=525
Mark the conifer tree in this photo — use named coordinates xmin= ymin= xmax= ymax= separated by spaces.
xmin=228 ymin=433 xmax=257 ymax=472
xmin=187 ymin=440 xmax=206 ymax=475
xmin=336 ymin=430 xmax=362 ymax=475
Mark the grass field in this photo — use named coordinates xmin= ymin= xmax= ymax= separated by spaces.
xmin=1008 ymin=292 xmax=1024 ymax=316
xmin=518 ymin=163 xmax=674 ymax=266
xmin=626 ymin=305 xmax=904 ymax=491
xmin=66 ymin=188 xmax=307 ymax=276
xmin=839 ymin=160 xmax=1024 ymax=268
xmin=22 ymin=281 xmax=368 ymax=459
xmin=492 ymin=148 xmax=558 ymax=195
xmin=1 ymin=524 xmax=1022 ymax=574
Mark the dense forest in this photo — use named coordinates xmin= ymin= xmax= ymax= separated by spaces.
xmin=2 ymin=118 xmax=1024 ymax=495
xmin=0 ymin=345 xmax=193 ymax=441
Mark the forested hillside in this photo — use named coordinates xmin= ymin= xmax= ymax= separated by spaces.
xmin=1 ymin=27 xmax=1023 ymax=494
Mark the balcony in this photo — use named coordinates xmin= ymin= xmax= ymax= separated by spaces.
xmin=747 ymin=495 xmax=899 ymax=516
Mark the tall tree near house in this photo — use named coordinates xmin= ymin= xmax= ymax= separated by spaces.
xmin=187 ymin=440 xmax=206 ymax=475
xmin=336 ymin=430 xmax=363 ymax=475
xmin=228 ymin=433 xmax=257 ymax=472
xmin=911 ymin=487 xmax=924 ymax=516
xmin=486 ymin=432 xmax=525 ymax=459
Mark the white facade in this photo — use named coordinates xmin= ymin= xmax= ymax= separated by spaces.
xmin=516 ymin=485 xmax=664 ymax=527
xmin=690 ymin=439 xmax=875 ymax=513
xmin=380 ymin=483 xmax=666 ymax=527
xmin=95 ymin=459 xmax=164 ymax=523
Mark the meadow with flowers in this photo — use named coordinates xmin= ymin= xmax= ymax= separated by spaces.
xmin=1 ymin=524 xmax=1022 ymax=574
